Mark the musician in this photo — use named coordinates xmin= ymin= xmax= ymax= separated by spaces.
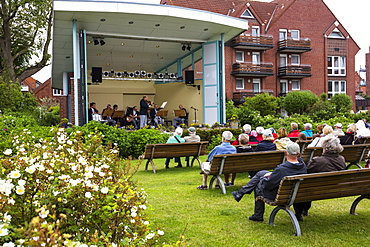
xmin=112 ymin=104 xmax=123 ymax=126
xmin=150 ymin=104 xmax=164 ymax=126
xmin=88 ymin=102 xmax=99 ymax=121
xmin=101 ymin=104 xmax=116 ymax=126
xmin=172 ymin=105 xmax=188 ymax=127
xmin=126 ymin=106 xmax=139 ymax=129
xmin=139 ymin=95 xmax=150 ymax=128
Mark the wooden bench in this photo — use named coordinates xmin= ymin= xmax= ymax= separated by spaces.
xmin=256 ymin=169 xmax=370 ymax=236
xmin=300 ymin=144 xmax=370 ymax=169
xmin=207 ymin=150 xmax=286 ymax=194
xmin=143 ymin=142 xmax=208 ymax=173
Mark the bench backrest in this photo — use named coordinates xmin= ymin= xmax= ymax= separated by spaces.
xmin=209 ymin=150 xmax=286 ymax=175
xmin=300 ymin=144 xmax=370 ymax=164
xmin=274 ymin=169 xmax=370 ymax=206
xmin=143 ymin=142 xmax=208 ymax=159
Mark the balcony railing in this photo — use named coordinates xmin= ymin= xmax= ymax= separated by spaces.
xmin=233 ymin=90 xmax=274 ymax=103
xmin=231 ymin=62 xmax=274 ymax=77
xmin=278 ymin=64 xmax=312 ymax=78
xmin=278 ymin=38 xmax=311 ymax=53
xmin=231 ymin=35 xmax=274 ymax=50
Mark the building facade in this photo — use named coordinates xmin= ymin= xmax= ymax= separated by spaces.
xmin=162 ymin=0 xmax=360 ymax=106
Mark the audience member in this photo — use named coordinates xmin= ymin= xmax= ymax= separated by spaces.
xmin=232 ymin=143 xmax=307 ymax=222
xmin=165 ymin=127 xmax=185 ymax=168
xmin=355 ymin=120 xmax=370 ymax=137
xmin=287 ymin=122 xmax=300 ymax=137
xmin=294 ymin=136 xmax=345 ymax=221
xmin=340 ymin=124 xmax=360 ymax=145
xmin=274 ymin=127 xmax=294 ymax=150
xmin=184 ymin=127 xmax=201 ymax=167
xmin=197 ymin=131 xmax=236 ymax=190
xmin=301 ymin=123 xmax=313 ymax=137
xmin=255 ymin=127 xmax=265 ymax=142
xmin=232 ymin=124 xmax=258 ymax=145
xmin=297 ymin=133 xmax=307 ymax=141
xmin=333 ymin=123 xmax=345 ymax=136
xmin=255 ymin=129 xmax=276 ymax=152
xmin=363 ymin=119 xmax=370 ymax=129
xmin=308 ymin=125 xmax=335 ymax=148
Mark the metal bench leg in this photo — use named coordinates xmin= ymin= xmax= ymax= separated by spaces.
xmin=269 ymin=206 xmax=302 ymax=236
xmin=350 ymin=195 xmax=370 ymax=215
xmin=145 ymin=160 xmax=150 ymax=171
xmin=209 ymin=175 xmax=216 ymax=189
xmin=209 ymin=175 xmax=226 ymax=193
xmin=346 ymin=162 xmax=363 ymax=170
xmin=191 ymin=157 xmax=201 ymax=167
xmin=148 ymin=160 xmax=156 ymax=173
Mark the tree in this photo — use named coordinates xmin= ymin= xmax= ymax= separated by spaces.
xmin=244 ymin=93 xmax=278 ymax=116
xmin=330 ymin=94 xmax=353 ymax=113
xmin=0 ymin=0 xmax=52 ymax=83
xmin=282 ymin=91 xmax=319 ymax=115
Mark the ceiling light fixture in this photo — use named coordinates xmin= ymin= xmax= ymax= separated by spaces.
xmin=100 ymin=39 xmax=105 ymax=46
xmin=94 ymin=39 xmax=99 ymax=45
xmin=187 ymin=44 xmax=191 ymax=51
xmin=182 ymin=44 xmax=186 ymax=51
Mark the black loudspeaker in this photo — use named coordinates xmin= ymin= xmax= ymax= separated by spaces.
xmin=92 ymin=67 xmax=102 ymax=82
xmin=185 ymin=70 xmax=194 ymax=85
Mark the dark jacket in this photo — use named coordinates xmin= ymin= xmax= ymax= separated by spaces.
xmin=255 ymin=140 xmax=276 ymax=152
xmin=307 ymin=153 xmax=346 ymax=173
xmin=339 ymin=132 xmax=359 ymax=145
xmin=258 ymin=159 xmax=307 ymax=200
xmin=236 ymin=146 xmax=253 ymax=153
xmin=139 ymin=99 xmax=149 ymax=115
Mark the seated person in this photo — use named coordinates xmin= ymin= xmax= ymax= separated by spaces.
xmin=308 ymin=125 xmax=335 ymax=148
xmin=294 ymin=136 xmax=346 ymax=221
xmin=301 ymin=123 xmax=313 ymax=137
xmin=197 ymin=131 xmax=236 ymax=190
xmin=150 ymin=104 xmax=164 ymax=126
xmin=88 ymin=102 xmax=99 ymax=121
xmin=255 ymin=127 xmax=264 ymax=142
xmin=356 ymin=120 xmax=370 ymax=137
xmin=333 ymin=123 xmax=345 ymax=136
xmin=172 ymin=105 xmax=188 ymax=126
xmin=101 ymin=104 xmax=116 ymax=126
xmin=255 ymin=129 xmax=276 ymax=152
xmin=288 ymin=122 xmax=300 ymax=137
xmin=232 ymin=124 xmax=258 ymax=145
xmin=274 ymin=127 xmax=293 ymax=150
xmin=184 ymin=127 xmax=201 ymax=167
xmin=165 ymin=127 xmax=185 ymax=168
xmin=125 ymin=106 xmax=139 ymax=129
xmin=340 ymin=124 xmax=359 ymax=145
xmin=232 ymin=143 xmax=307 ymax=222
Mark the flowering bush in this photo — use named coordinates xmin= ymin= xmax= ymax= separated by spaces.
xmin=0 ymin=128 xmax=164 ymax=246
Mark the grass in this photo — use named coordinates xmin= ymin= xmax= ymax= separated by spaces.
xmin=132 ymin=157 xmax=370 ymax=246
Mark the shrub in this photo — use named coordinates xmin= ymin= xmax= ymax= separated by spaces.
xmin=330 ymin=94 xmax=353 ymax=113
xmin=0 ymin=128 xmax=164 ymax=246
xmin=244 ymin=93 xmax=278 ymax=116
xmin=282 ymin=91 xmax=319 ymax=115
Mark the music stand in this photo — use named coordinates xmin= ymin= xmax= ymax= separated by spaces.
xmin=174 ymin=109 xmax=186 ymax=117
xmin=156 ymin=110 xmax=169 ymax=126
xmin=102 ymin=109 xmax=114 ymax=117
xmin=112 ymin=110 xmax=124 ymax=118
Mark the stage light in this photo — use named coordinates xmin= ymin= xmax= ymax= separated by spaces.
xmin=129 ymin=72 xmax=135 ymax=77
xmin=170 ymin=73 xmax=176 ymax=78
xmin=147 ymin=73 xmax=153 ymax=78
xmin=135 ymin=71 xmax=140 ymax=77
xmin=182 ymin=44 xmax=186 ymax=51
xmin=141 ymin=71 xmax=146 ymax=77
xmin=94 ymin=39 xmax=99 ymax=45
xmin=187 ymin=45 xmax=191 ymax=51
xmin=103 ymin=71 xmax=110 ymax=77
xmin=158 ymin=73 xmax=164 ymax=79
xmin=100 ymin=39 xmax=105 ymax=46
xmin=116 ymin=72 xmax=123 ymax=77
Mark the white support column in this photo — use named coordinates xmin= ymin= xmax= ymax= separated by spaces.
xmin=72 ymin=19 xmax=79 ymax=126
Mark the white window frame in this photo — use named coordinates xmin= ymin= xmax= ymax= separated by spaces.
xmin=328 ymin=28 xmax=345 ymax=39
xmin=252 ymin=52 xmax=260 ymax=65
xmin=291 ymin=54 xmax=300 ymax=65
xmin=251 ymin=26 xmax=260 ymax=37
xmin=291 ymin=30 xmax=300 ymax=40
xmin=280 ymin=54 xmax=288 ymax=67
xmin=241 ymin=9 xmax=254 ymax=18
xmin=279 ymin=29 xmax=287 ymax=41
xmin=328 ymin=56 xmax=346 ymax=76
xmin=235 ymin=78 xmax=244 ymax=90
xmin=280 ymin=80 xmax=288 ymax=94
xmin=253 ymin=78 xmax=261 ymax=93
xmin=53 ymin=88 xmax=63 ymax=96
xmin=328 ymin=80 xmax=346 ymax=98
xmin=236 ymin=51 xmax=244 ymax=62
xmin=291 ymin=80 xmax=300 ymax=91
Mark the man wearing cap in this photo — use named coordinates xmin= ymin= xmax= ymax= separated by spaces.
xmin=333 ymin=123 xmax=345 ymax=136
xmin=232 ymin=143 xmax=307 ymax=222
xmin=184 ymin=127 xmax=201 ymax=167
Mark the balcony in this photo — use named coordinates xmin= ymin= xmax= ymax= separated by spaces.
xmin=231 ymin=62 xmax=274 ymax=77
xmin=278 ymin=64 xmax=312 ymax=78
xmin=233 ymin=90 xmax=274 ymax=104
xmin=231 ymin=35 xmax=274 ymax=50
xmin=278 ymin=38 xmax=311 ymax=53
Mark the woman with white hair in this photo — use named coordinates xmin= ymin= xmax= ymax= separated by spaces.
xmin=355 ymin=120 xmax=370 ymax=137
xmin=307 ymin=125 xmax=335 ymax=148
xmin=164 ymin=127 xmax=185 ymax=168
xmin=287 ymin=122 xmax=300 ymax=137
xmin=255 ymin=126 xmax=265 ymax=142
xmin=301 ymin=123 xmax=313 ymax=137
xmin=184 ymin=127 xmax=201 ymax=167
xmin=340 ymin=124 xmax=360 ymax=145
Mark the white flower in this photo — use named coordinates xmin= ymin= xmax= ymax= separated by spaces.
xmin=25 ymin=165 xmax=36 ymax=174
xmin=0 ymin=224 xmax=9 ymax=236
xmin=39 ymin=209 xmax=49 ymax=219
xmin=78 ymin=157 xmax=87 ymax=166
xmin=146 ymin=233 xmax=155 ymax=240
xmin=143 ymin=221 xmax=149 ymax=225
xmin=99 ymin=172 xmax=106 ymax=177
xmin=3 ymin=212 xmax=11 ymax=223
xmin=130 ymin=219 xmax=135 ymax=223
xmin=131 ymin=212 xmax=137 ymax=217
xmin=7 ymin=198 xmax=15 ymax=205
xmin=15 ymin=185 xmax=25 ymax=195
xmin=8 ymin=170 xmax=21 ymax=179
xmin=84 ymin=171 xmax=93 ymax=179
xmin=18 ymin=179 xmax=26 ymax=186
xmin=3 ymin=149 xmax=12 ymax=155
xmin=85 ymin=192 xmax=92 ymax=198
xmin=100 ymin=187 xmax=109 ymax=194
xmin=67 ymin=140 xmax=73 ymax=145
xmin=139 ymin=205 xmax=147 ymax=210
xmin=157 ymin=230 xmax=164 ymax=235
xmin=2 ymin=242 xmax=15 ymax=247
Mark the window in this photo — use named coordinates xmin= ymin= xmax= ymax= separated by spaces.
xmin=291 ymin=80 xmax=300 ymax=90
xmin=328 ymin=80 xmax=346 ymax=98
xmin=236 ymin=78 xmax=244 ymax=89
xmin=252 ymin=26 xmax=260 ymax=37
xmin=329 ymin=28 xmax=344 ymax=39
xmin=328 ymin=56 xmax=346 ymax=75
xmin=236 ymin=51 xmax=244 ymax=62
xmin=280 ymin=80 xmax=288 ymax=94
xmin=280 ymin=54 xmax=287 ymax=67
xmin=291 ymin=30 xmax=300 ymax=40
xmin=241 ymin=9 xmax=254 ymax=18
xmin=291 ymin=54 xmax=300 ymax=65
xmin=252 ymin=52 xmax=260 ymax=65
xmin=53 ymin=89 xmax=63 ymax=96
xmin=253 ymin=78 xmax=260 ymax=93
xmin=279 ymin=29 xmax=287 ymax=41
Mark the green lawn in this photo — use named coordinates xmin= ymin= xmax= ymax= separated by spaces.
xmin=133 ymin=157 xmax=370 ymax=246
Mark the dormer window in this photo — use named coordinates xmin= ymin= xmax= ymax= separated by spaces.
xmin=241 ymin=9 xmax=254 ymax=18
xmin=329 ymin=28 xmax=344 ymax=39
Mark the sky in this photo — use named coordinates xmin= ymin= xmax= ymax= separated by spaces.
xmin=32 ymin=0 xmax=370 ymax=82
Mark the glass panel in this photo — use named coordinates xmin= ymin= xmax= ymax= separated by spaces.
xmin=236 ymin=51 xmax=243 ymax=62
xmin=281 ymin=82 xmax=287 ymax=93
xmin=253 ymin=79 xmax=260 ymax=93
xmin=280 ymin=56 xmax=287 ymax=66
xmin=236 ymin=79 xmax=244 ymax=89
xmin=252 ymin=27 xmax=260 ymax=37
xmin=292 ymin=80 xmax=300 ymax=90
xmin=328 ymin=57 xmax=332 ymax=67
xmin=334 ymin=81 xmax=339 ymax=92
xmin=291 ymin=30 xmax=299 ymax=40
xmin=328 ymin=69 xmax=332 ymax=74
xmin=279 ymin=31 xmax=287 ymax=40
xmin=328 ymin=81 xmax=332 ymax=91
xmin=333 ymin=57 xmax=339 ymax=67
xmin=291 ymin=55 xmax=300 ymax=65
xmin=341 ymin=81 xmax=346 ymax=92
xmin=252 ymin=53 xmax=260 ymax=65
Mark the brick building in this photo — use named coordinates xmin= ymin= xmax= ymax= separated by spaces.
xmin=162 ymin=0 xmax=360 ymax=106
xmin=367 ymin=47 xmax=370 ymax=93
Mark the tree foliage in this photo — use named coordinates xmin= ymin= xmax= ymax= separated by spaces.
xmin=282 ymin=91 xmax=319 ymax=115
xmin=330 ymin=93 xmax=353 ymax=113
xmin=0 ymin=0 xmax=52 ymax=83
xmin=244 ymin=92 xmax=278 ymax=116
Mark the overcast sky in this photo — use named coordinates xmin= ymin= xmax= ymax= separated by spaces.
xmin=33 ymin=0 xmax=369 ymax=81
